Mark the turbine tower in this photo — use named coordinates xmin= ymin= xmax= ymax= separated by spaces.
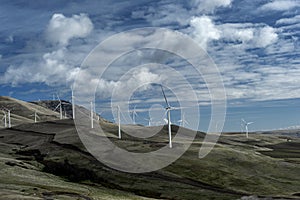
xmin=90 ymin=101 xmax=94 ymax=129
xmin=71 ymin=88 xmax=75 ymax=119
xmin=117 ymin=105 xmax=121 ymax=139
xmin=7 ymin=110 xmax=11 ymax=128
xmin=35 ymin=111 xmax=40 ymax=123
xmin=1 ymin=111 xmax=7 ymax=128
xmin=161 ymin=85 xmax=174 ymax=148
xmin=131 ymin=105 xmax=138 ymax=124
xmin=241 ymin=118 xmax=254 ymax=138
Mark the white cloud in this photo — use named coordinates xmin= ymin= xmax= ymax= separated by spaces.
xmin=260 ymin=0 xmax=300 ymax=11
xmin=189 ymin=16 xmax=221 ymax=49
xmin=276 ymin=15 xmax=300 ymax=25
xmin=1 ymin=48 xmax=80 ymax=86
xmin=191 ymin=0 xmax=233 ymax=13
xmin=46 ymin=13 xmax=93 ymax=46
xmin=219 ymin=23 xmax=254 ymax=43
xmin=217 ymin=23 xmax=278 ymax=48
xmin=253 ymin=26 xmax=278 ymax=48
xmin=189 ymin=19 xmax=278 ymax=49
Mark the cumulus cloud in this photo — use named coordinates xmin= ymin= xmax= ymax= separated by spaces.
xmin=217 ymin=23 xmax=278 ymax=48
xmin=276 ymin=15 xmax=300 ymax=25
xmin=219 ymin=23 xmax=254 ymax=43
xmin=191 ymin=0 xmax=233 ymax=13
xmin=1 ymin=48 xmax=80 ymax=86
xmin=260 ymin=0 xmax=300 ymax=11
xmin=46 ymin=13 xmax=93 ymax=46
xmin=189 ymin=18 xmax=278 ymax=49
xmin=253 ymin=26 xmax=278 ymax=48
xmin=189 ymin=16 xmax=221 ymax=49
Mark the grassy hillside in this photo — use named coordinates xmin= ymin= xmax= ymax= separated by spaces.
xmin=0 ymin=118 xmax=299 ymax=200
xmin=0 ymin=96 xmax=59 ymax=127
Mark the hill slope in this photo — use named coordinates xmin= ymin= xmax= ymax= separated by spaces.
xmin=0 ymin=118 xmax=299 ymax=200
xmin=0 ymin=96 xmax=59 ymax=128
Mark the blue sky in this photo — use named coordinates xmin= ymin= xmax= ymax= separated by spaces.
xmin=0 ymin=0 xmax=300 ymax=132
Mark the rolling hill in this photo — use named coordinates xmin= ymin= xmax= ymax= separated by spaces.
xmin=0 ymin=97 xmax=299 ymax=200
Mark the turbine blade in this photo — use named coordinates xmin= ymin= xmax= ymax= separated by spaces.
xmin=241 ymin=118 xmax=246 ymax=124
xmin=54 ymin=104 xmax=60 ymax=111
xmin=56 ymin=94 xmax=61 ymax=102
xmin=161 ymin=85 xmax=170 ymax=108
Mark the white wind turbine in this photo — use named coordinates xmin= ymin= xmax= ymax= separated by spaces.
xmin=144 ymin=117 xmax=153 ymax=126
xmin=178 ymin=112 xmax=189 ymax=127
xmin=1 ymin=109 xmax=11 ymax=128
xmin=90 ymin=101 xmax=95 ymax=129
xmin=54 ymin=95 xmax=69 ymax=119
xmin=241 ymin=118 xmax=254 ymax=138
xmin=161 ymin=85 xmax=179 ymax=148
xmin=131 ymin=105 xmax=138 ymax=124
xmin=30 ymin=111 xmax=40 ymax=123
xmin=7 ymin=110 xmax=11 ymax=128
xmin=117 ymin=105 xmax=121 ymax=139
xmin=71 ymin=88 xmax=75 ymax=119
xmin=54 ymin=95 xmax=63 ymax=119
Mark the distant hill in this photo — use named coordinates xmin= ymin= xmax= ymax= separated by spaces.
xmin=0 ymin=96 xmax=59 ymax=127
xmin=31 ymin=100 xmax=73 ymax=119
xmin=32 ymin=99 xmax=110 ymax=123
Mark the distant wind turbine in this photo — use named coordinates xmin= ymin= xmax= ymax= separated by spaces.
xmin=30 ymin=111 xmax=40 ymax=123
xmin=1 ymin=111 xmax=7 ymax=128
xmin=7 ymin=110 xmax=11 ymax=128
xmin=90 ymin=101 xmax=94 ymax=129
xmin=54 ymin=95 xmax=63 ymax=119
xmin=241 ymin=118 xmax=254 ymax=138
xmin=178 ymin=112 xmax=189 ymax=127
xmin=117 ymin=105 xmax=121 ymax=139
xmin=71 ymin=88 xmax=75 ymax=119
xmin=54 ymin=95 xmax=69 ymax=120
xmin=131 ymin=105 xmax=138 ymax=124
xmin=144 ymin=117 xmax=153 ymax=126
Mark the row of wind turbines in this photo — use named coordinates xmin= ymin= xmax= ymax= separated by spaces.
xmin=1 ymin=86 xmax=254 ymax=148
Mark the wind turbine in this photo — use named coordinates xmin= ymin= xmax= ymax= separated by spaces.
xmin=178 ymin=112 xmax=189 ymax=127
xmin=30 ymin=111 xmax=40 ymax=123
xmin=117 ymin=105 xmax=121 ymax=139
xmin=7 ymin=110 xmax=11 ymax=128
xmin=131 ymin=105 xmax=138 ymax=124
xmin=54 ymin=95 xmax=63 ymax=119
xmin=144 ymin=117 xmax=153 ymax=126
xmin=241 ymin=118 xmax=254 ymax=138
xmin=1 ymin=111 xmax=7 ymax=128
xmin=90 ymin=101 xmax=94 ymax=129
xmin=71 ymin=88 xmax=75 ymax=119
xmin=54 ymin=95 xmax=69 ymax=120
xmin=160 ymin=85 xmax=177 ymax=148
